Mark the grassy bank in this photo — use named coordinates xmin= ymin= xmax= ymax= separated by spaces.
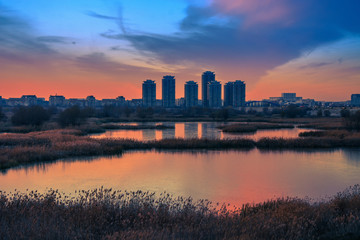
xmin=1 ymin=186 xmax=360 ymax=239
xmin=298 ymin=118 xmax=345 ymax=130
xmin=0 ymin=130 xmax=255 ymax=170
xmin=299 ymin=130 xmax=360 ymax=139
xmin=256 ymin=137 xmax=360 ymax=149
xmin=218 ymin=123 xmax=294 ymax=133
xmin=101 ymin=123 xmax=175 ymax=130
xmin=1 ymin=129 xmax=360 ymax=170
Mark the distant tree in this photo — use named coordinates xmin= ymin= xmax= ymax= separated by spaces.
xmin=239 ymin=108 xmax=246 ymax=114
xmin=282 ymin=105 xmax=297 ymax=118
xmin=57 ymin=105 xmax=85 ymax=127
xmin=0 ymin=107 xmax=6 ymax=121
xmin=263 ymin=107 xmax=270 ymax=116
xmin=324 ymin=110 xmax=331 ymax=117
xmin=47 ymin=106 xmax=58 ymax=115
xmin=215 ymin=108 xmax=229 ymax=120
xmin=123 ymin=107 xmax=132 ymax=118
xmin=11 ymin=106 xmax=50 ymax=126
xmin=281 ymin=105 xmax=307 ymax=118
xmin=136 ymin=107 xmax=154 ymax=119
xmin=102 ymin=105 xmax=115 ymax=118
xmin=81 ymin=107 xmax=96 ymax=118
xmin=247 ymin=109 xmax=257 ymax=115
xmin=317 ymin=109 xmax=323 ymax=117
xmin=340 ymin=109 xmax=351 ymax=118
xmin=344 ymin=110 xmax=360 ymax=131
xmin=271 ymin=108 xmax=282 ymax=115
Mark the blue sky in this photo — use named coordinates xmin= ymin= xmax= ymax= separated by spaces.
xmin=0 ymin=0 xmax=359 ymax=100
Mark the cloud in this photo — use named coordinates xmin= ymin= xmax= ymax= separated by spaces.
xmin=36 ymin=36 xmax=75 ymax=44
xmin=85 ymin=11 xmax=119 ymax=20
xmin=100 ymin=0 xmax=360 ymax=84
xmin=298 ymin=62 xmax=333 ymax=70
xmin=0 ymin=5 xmax=58 ymax=64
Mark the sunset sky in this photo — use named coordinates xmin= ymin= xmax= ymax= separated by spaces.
xmin=1 ymin=0 xmax=359 ymax=101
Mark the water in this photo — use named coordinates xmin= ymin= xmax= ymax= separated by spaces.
xmin=91 ymin=122 xmax=311 ymax=141
xmin=1 ymin=148 xmax=360 ymax=206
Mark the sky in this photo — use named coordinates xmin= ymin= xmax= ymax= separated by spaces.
xmin=0 ymin=0 xmax=359 ymax=101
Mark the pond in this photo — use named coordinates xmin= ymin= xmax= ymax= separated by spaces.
xmin=1 ymin=148 xmax=360 ymax=206
xmin=91 ymin=122 xmax=312 ymax=141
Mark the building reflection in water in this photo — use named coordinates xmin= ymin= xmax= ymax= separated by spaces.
xmin=201 ymin=123 xmax=221 ymax=139
xmin=201 ymin=123 xmax=208 ymax=138
xmin=162 ymin=123 xmax=176 ymax=139
xmin=142 ymin=129 xmax=156 ymax=141
xmin=184 ymin=123 xmax=199 ymax=139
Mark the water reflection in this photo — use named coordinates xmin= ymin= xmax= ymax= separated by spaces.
xmin=185 ymin=122 xmax=198 ymax=138
xmin=91 ymin=122 xmax=311 ymax=141
xmin=1 ymin=149 xmax=360 ymax=206
xmin=162 ymin=123 xmax=176 ymax=139
xmin=343 ymin=148 xmax=360 ymax=166
xmin=142 ymin=129 xmax=156 ymax=141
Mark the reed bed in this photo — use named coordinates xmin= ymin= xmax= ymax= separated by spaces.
xmin=1 ymin=186 xmax=360 ymax=239
xmin=0 ymin=130 xmax=255 ymax=169
xmin=298 ymin=120 xmax=345 ymax=130
xmin=101 ymin=124 xmax=175 ymax=130
xmin=2 ymin=129 xmax=360 ymax=169
xmin=219 ymin=123 xmax=294 ymax=133
xmin=299 ymin=130 xmax=360 ymax=139
xmin=256 ymin=137 xmax=360 ymax=149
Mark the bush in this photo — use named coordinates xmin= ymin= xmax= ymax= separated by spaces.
xmin=344 ymin=110 xmax=360 ymax=131
xmin=341 ymin=109 xmax=351 ymax=118
xmin=57 ymin=106 xmax=87 ymax=127
xmin=136 ymin=107 xmax=154 ymax=119
xmin=281 ymin=104 xmax=307 ymax=118
xmin=324 ymin=109 xmax=331 ymax=117
xmin=0 ymin=107 xmax=6 ymax=121
xmin=11 ymin=106 xmax=50 ymax=126
xmin=317 ymin=109 xmax=323 ymax=117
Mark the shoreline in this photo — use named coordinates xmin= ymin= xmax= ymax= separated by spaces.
xmin=1 ymin=129 xmax=360 ymax=170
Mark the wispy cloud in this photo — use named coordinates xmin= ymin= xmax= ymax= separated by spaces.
xmin=36 ymin=36 xmax=75 ymax=45
xmin=99 ymin=0 xmax=360 ymax=83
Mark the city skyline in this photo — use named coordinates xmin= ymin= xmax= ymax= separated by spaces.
xmin=1 ymin=0 xmax=360 ymax=101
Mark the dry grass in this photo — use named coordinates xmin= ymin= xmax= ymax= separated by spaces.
xmin=0 ymin=130 xmax=255 ymax=170
xmin=1 ymin=186 xmax=360 ymax=239
xmin=1 ymin=128 xmax=360 ymax=170
xmin=299 ymin=130 xmax=360 ymax=139
xmin=256 ymin=137 xmax=360 ymax=149
xmin=219 ymin=123 xmax=294 ymax=133
xmin=101 ymin=124 xmax=175 ymax=130
xmin=298 ymin=118 xmax=345 ymax=130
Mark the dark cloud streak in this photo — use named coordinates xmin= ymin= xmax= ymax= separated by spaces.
xmin=101 ymin=1 xmax=360 ymax=81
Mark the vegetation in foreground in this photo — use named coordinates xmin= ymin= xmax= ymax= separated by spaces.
xmin=1 ymin=186 xmax=360 ymax=239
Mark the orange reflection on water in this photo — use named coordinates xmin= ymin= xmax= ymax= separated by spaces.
xmin=1 ymin=149 xmax=360 ymax=207
xmin=91 ymin=122 xmax=310 ymax=141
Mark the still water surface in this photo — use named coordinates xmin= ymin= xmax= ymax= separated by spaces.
xmin=92 ymin=122 xmax=311 ymax=141
xmin=1 ymin=149 xmax=360 ymax=206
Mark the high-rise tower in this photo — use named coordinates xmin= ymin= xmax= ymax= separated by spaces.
xmin=233 ymin=80 xmax=246 ymax=107
xmin=162 ymin=75 xmax=175 ymax=107
xmin=201 ymin=71 xmax=215 ymax=107
xmin=142 ymin=80 xmax=156 ymax=107
xmin=208 ymin=80 xmax=222 ymax=108
xmin=184 ymin=81 xmax=198 ymax=108
xmin=224 ymin=82 xmax=234 ymax=107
